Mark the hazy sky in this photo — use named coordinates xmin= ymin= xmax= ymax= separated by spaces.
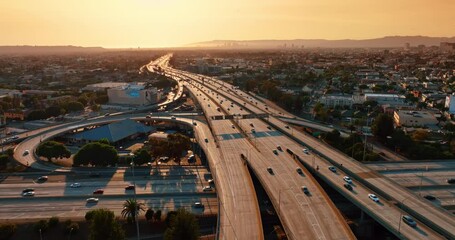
xmin=1 ymin=0 xmax=454 ymax=48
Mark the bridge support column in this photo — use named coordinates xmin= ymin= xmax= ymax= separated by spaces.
xmin=356 ymin=210 xmax=375 ymax=239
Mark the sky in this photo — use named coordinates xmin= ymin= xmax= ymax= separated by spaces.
xmin=1 ymin=0 xmax=454 ymax=48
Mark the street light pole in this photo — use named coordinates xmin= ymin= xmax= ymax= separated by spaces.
xmin=130 ymin=156 xmax=140 ymax=240
xmin=39 ymin=228 xmax=42 ymax=240
xmin=68 ymin=227 xmax=74 ymax=240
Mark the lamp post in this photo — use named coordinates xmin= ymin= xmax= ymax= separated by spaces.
xmin=68 ymin=227 xmax=74 ymax=240
xmin=130 ymin=154 xmax=140 ymax=240
xmin=39 ymin=228 xmax=42 ymax=240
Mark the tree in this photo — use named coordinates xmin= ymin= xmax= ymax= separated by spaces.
xmin=27 ymin=110 xmax=47 ymax=120
xmin=73 ymin=142 xmax=118 ymax=166
xmin=154 ymin=209 xmax=162 ymax=222
xmin=0 ymin=154 xmax=8 ymax=169
xmin=411 ymin=129 xmax=429 ymax=142
xmin=371 ymin=114 xmax=394 ymax=141
xmin=36 ymin=141 xmax=71 ymax=162
xmin=167 ymin=134 xmax=191 ymax=163
xmin=133 ymin=149 xmax=151 ymax=166
xmin=145 ymin=209 xmax=154 ymax=222
xmin=87 ymin=209 xmax=125 ymax=240
xmin=33 ymin=219 xmax=48 ymax=233
xmin=0 ymin=223 xmax=16 ymax=240
xmin=164 ymin=208 xmax=199 ymax=240
xmin=121 ymin=199 xmax=145 ymax=223
xmin=65 ymin=101 xmax=84 ymax=112
xmin=45 ymin=106 xmax=64 ymax=117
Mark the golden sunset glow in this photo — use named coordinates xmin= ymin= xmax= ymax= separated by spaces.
xmin=1 ymin=0 xmax=454 ymax=48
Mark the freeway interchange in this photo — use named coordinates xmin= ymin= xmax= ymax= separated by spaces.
xmin=6 ymin=54 xmax=455 ymax=240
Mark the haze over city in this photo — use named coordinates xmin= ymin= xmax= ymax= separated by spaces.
xmin=1 ymin=0 xmax=455 ymax=48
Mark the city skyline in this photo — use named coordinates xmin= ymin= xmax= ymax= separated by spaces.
xmin=1 ymin=0 xmax=455 ymax=48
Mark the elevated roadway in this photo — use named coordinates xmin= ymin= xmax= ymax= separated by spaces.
xmin=167 ymin=63 xmax=453 ymax=239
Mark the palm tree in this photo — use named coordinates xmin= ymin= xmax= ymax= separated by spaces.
xmin=121 ymin=199 xmax=145 ymax=223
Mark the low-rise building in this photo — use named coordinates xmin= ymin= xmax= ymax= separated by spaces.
xmin=107 ymin=83 xmax=158 ymax=106
xmin=319 ymin=94 xmax=353 ymax=108
xmin=393 ymin=110 xmax=438 ymax=127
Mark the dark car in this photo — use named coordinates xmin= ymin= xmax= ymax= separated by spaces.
xmin=402 ymin=215 xmax=417 ymax=228
xmin=447 ymin=178 xmax=455 ymax=184
xmin=93 ymin=189 xmax=104 ymax=194
xmin=267 ymin=167 xmax=274 ymax=174
xmin=296 ymin=168 xmax=303 ymax=175
xmin=125 ymin=185 xmax=135 ymax=190
xmin=344 ymin=183 xmax=353 ymax=191
xmin=423 ymin=195 xmax=436 ymax=200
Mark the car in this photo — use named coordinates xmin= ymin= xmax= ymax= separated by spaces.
xmin=70 ymin=183 xmax=81 ymax=188
xmin=125 ymin=185 xmax=135 ymax=190
xmin=37 ymin=176 xmax=48 ymax=181
xmin=303 ymin=148 xmax=309 ymax=154
xmin=272 ymin=149 xmax=278 ymax=155
xmin=171 ymin=116 xmax=176 ymax=120
xmin=207 ymin=179 xmax=214 ymax=183
xmin=202 ymin=186 xmax=213 ymax=192
xmin=251 ymin=128 xmax=256 ymax=133
xmin=250 ymin=123 xmax=254 ymax=127
xmin=204 ymin=138 xmax=209 ymax=143
xmin=23 ymin=150 xmax=29 ymax=156
xmin=423 ymin=195 xmax=436 ymax=200
xmin=447 ymin=178 xmax=455 ymax=184
xmin=277 ymin=145 xmax=282 ymax=151
xmin=267 ymin=126 xmax=272 ymax=130
xmin=194 ymin=202 xmax=204 ymax=208
xmin=343 ymin=176 xmax=352 ymax=184
xmin=296 ymin=168 xmax=303 ymax=175
xmin=267 ymin=167 xmax=274 ymax=174
xmin=93 ymin=189 xmax=104 ymax=194
xmin=22 ymin=191 xmax=35 ymax=197
xmin=231 ymin=124 xmax=235 ymax=128
xmin=402 ymin=215 xmax=417 ymax=228
xmin=328 ymin=166 xmax=337 ymax=172
xmin=344 ymin=183 xmax=353 ymax=191
xmin=368 ymin=194 xmax=379 ymax=202
xmin=284 ymin=125 xmax=290 ymax=129
xmin=302 ymin=186 xmax=310 ymax=195
xmin=86 ymin=198 xmax=99 ymax=203
xmin=22 ymin=188 xmax=34 ymax=193
xmin=192 ymin=122 xmax=197 ymax=126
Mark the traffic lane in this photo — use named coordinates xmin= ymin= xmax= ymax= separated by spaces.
xmin=0 ymin=178 xmax=211 ymax=198
xmin=380 ymin=172 xmax=455 ymax=187
xmin=279 ymin=136 xmax=446 ymax=239
xmin=0 ymin=195 xmax=218 ymax=220
xmin=247 ymin=121 xmax=353 ymax=239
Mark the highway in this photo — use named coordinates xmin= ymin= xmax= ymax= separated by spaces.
xmin=167 ymin=67 xmax=355 ymax=239
xmin=166 ymin=63 xmax=452 ymax=239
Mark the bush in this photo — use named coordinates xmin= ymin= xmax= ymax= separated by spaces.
xmin=0 ymin=223 xmax=17 ymax=240
xmin=65 ymin=222 xmax=79 ymax=234
xmin=33 ymin=219 xmax=49 ymax=233
xmin=48 ymin=216 xmax=60 ymax=227
xmin=85 ymin=210 xmax=95 ymax=221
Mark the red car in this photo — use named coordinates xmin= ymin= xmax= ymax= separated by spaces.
xmin=93 ymin=189 xmax=104 ymax=194
xmin=125 ymin=185 xmax=135 ymax=190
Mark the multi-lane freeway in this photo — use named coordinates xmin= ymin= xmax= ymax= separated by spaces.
xmin=162 ymin=57 xmax=454 ymax=239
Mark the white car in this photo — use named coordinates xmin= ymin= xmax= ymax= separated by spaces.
xmin=207 ymin=179 xmax=214 ymax=183
xmin=368 ymin=194 xmax=380 ymax=202
xmin=343 ymin=176 xmax=352 ymax=184
xmin=303 ymin=148 xmax=309 ymax=154
xmin=194 ymin=202 xmax=204 ymax=208
xmin=22 ymin=191 xmax=35 ymax=197
xmin=202 ymin=186 xmax=213 ymax=192
xmin=70 ymin=183 xmax=81 ymax=188
xmin=86 ymin=198 xmax=99 ymax=203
